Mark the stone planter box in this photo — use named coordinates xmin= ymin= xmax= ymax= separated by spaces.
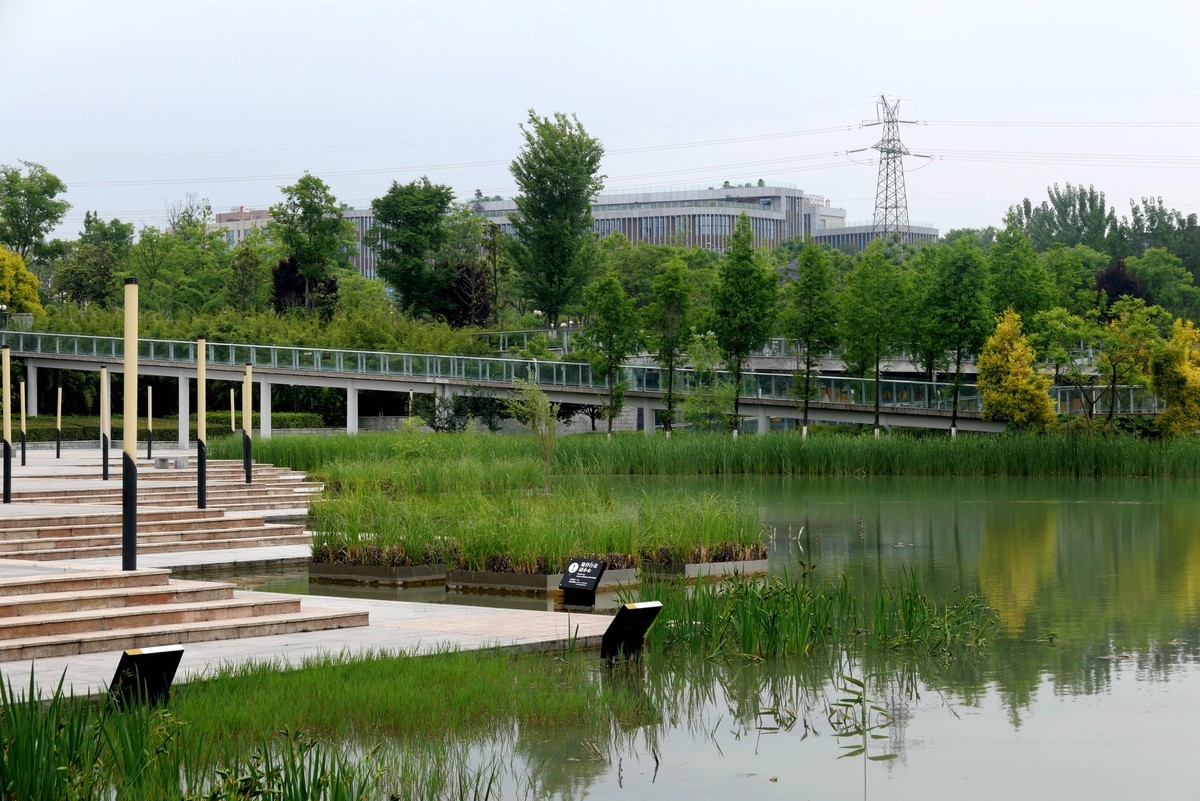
xmin=640 ymin=559 xmax=769 ymax=580
xmin=446 ymin=568 xmax=639 ymax=594
xmin=309 ymin=562 xmax=447 ymax=585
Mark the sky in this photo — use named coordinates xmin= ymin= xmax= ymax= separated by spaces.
xmin=5 ymin=0 xmax=1200 ymax=240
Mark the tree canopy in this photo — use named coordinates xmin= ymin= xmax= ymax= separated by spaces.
xmin=0 ymin=161 xmax=70 ymax=264
xmin=507 ymin=110 xmax=605 ymax=328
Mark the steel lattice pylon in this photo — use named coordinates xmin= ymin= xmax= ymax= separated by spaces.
xmin=869 ymin=96 xmax=911 ymax=245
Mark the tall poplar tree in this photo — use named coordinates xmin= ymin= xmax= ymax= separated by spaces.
xmin=709 ymin=214 xmax=779 ymax=434
xmin=644 ymin=256 xmax=691 ymax=433
xmin=925 ymin=238 xmax=993 ymax=433
xmin=839 ymin=241 xmax=907 ymax=433
xmin=782 ymin=243 xmax=838 ymax=435
xmin=508 ymin=110 xmax=605 ymax=328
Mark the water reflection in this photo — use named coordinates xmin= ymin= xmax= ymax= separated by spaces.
xmin=209 ymin=476 xmax=1200 ymax=799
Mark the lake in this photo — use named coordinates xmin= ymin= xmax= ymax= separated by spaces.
xmin=225 ymin=476 xmax=1200 ymax=799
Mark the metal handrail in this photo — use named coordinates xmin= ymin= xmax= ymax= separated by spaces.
xmin=0 ymin=330 xmax=1159 ymax=415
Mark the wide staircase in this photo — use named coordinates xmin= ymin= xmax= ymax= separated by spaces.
xmin=0 ymin=566 xmax=367 ymax=661
xmin=12 ymin=459 xmax=321 ymax=515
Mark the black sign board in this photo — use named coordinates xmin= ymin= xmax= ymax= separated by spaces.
xmin=559 ymin=558 xmax=606 ymax=607
xmin=109 ymin=644 xmax=184 ymax=709
xmin=601 ymin=601 xmax=663 ymax=663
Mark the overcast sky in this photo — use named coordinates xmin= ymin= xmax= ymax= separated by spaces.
xmin=5 ymin=0 xmax=1200 ymax=239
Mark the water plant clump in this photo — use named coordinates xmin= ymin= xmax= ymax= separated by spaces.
xmin=632 ymin=570 xmax=998 ymax=660
xmin=311 ymin=486 xmax=764 ymax=573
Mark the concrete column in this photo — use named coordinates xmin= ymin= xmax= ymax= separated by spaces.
xmin=260 ymin=379 xmax=272 ymax=439
xmin=757 ymin=408 xmax=770 ymax=435
xmin=178 ymin=375 xmax=190 ymax=448
xmin=643 ymin=404 xmax=654 ymax=437
xmin=25 ymin=363 xmax=37 ymax=417
xmin=347 ymin=384 xmax=358 ymax=434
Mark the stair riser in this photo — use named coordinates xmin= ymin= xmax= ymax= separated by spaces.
xmin=23 ymin=534 xmax=311 ymax=560
xmin=0 ymin=586 xmax=234 ymax=617
xmin=0 ymin=599 xmax=303 ymax=638
xmin=0 ymin=612 xmax=369 ymax=661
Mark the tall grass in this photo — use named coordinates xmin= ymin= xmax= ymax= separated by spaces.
xmin=215 ymin=429 xmax=1200 ymax=479
xmin=312 ymin=486 xmax=763 ymax=571
xmin=632 ymin=570 xmax=997 ymax=660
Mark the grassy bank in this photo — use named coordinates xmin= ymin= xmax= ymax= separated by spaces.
xmin=216 ymin=429 xmax=1200 ymax=479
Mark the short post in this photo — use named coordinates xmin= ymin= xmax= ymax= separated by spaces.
xmin=242 ymin=365 xmax=252 ymax=484
xmin=122 ymin=278 xmax=138 ymax=570
xmin=197 ymin=338 xmax=206 ymax=510
xmin=146 ymin=385 xmax=153 ymax=459
xmin=18 ymin=380 xmax=25 ymax=467
xmin=55 ymin=385 xmax=62 ymax=459
xmin=230 ymin=389 xmax=236 ymax=432
xmin=101 ymin=366 xmax=109 ymax=481
xmin=2 ymin=347 xmax=10 ymax=504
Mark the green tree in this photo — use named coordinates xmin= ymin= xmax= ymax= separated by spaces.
xmin=839 ymin=241 xmax=907 ymax=431
xmin=978 ymin=309 xmax=1055 ymax=431
xmin=51 ymin=242 xmax=120 ymax=307
xmin=432 ymin=203 xmax=490 ymax=327
xmin=508 ymin=110 xmax=605 ymax=328
xmin=1096 ymin=296 xmax=1168 ymax=422
xmin=225 ymin=229 xmax=275 ymax=313
xmin=368 ymin=177 xmax=456 ymax=319
xmin=644 ymin=256 xmax=691 ymax=434
xmin=988 ymin=225 xmax=1053 ymax=322
xmin=0 ymin=249 xmax=44 ymax=315
xmin=680 ymin=331 xmax=737 ymax=432
xmin=79 ymin=212 xmax=134 ymax=262
xmin=1152 ymin=318 xmax=1200 ymax=436
xmin=0 ymin=161 xmax=70 ymax=263
xmin=1125 ymin=247 xmax=1200 ymax=321
xmin=708 ymin=214 xmax=779 ymax=434
xmin=1031 ymin=305 xmax=1103 ymax=418
xmin=579 ymin=270 xmax=641 ymax=435
xmin=268 ymin=173 xmax=355 ymax=311
xmin=781 ymin=243 xmax=838 ymax=435
xmin=1011 ymin=183 xmax=1117 ymax=254
xmin=1039 ymin=244 xmax=1106 ymax=318
xmin=927 ymin=239 xmax=993 ymax=432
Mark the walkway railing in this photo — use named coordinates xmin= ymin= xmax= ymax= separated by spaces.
xmin=0 ymin=331 xmax=1159 ymax=416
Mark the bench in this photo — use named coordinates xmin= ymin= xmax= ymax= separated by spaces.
xmin=154 ymin=456 xmax=189 ymax=469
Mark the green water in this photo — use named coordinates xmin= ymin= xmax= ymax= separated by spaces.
xmin=230 ymin=477 xmax=1200 ymax=799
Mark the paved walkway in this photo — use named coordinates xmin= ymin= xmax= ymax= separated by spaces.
xmin=0 ymin=450 xmax=616 ymax=698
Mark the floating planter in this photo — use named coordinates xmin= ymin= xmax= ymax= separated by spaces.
xmin=446 ymin=567 xmax=638 ymax=594
xmin=640 ymin=558 xmax=769 ymax=579
xmin=309 ymin=562 xmax=447 ymax=586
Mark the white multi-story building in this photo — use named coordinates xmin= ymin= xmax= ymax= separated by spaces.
xmin=209 ymin=206 xmax=379 ymax=279
xmin=474 ymin=184 xmax=847 ymax=251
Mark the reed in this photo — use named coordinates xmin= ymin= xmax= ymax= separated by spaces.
xmin=214 ymin=429 xmax=1200 ymax=480
xmin=631 ymin=570 xmax=997 ymax=660
xmin=312 ymin=486 xmax=763 ymax=571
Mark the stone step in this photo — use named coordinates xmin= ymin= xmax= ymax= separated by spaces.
xmin=0 ymin=607 xmax=370 ymax=661
xmin=0 ymin=515 xmax=263 ymax=541
xmin=0 ymin=579 xmax=236 ymax=618
xmin=0 ymin=508 xmax=230 ymax=530
xmin=2 ymin=522 xmax=304 ymax=552
xmin=0 ymin=596 xmax=302 ymax=639
xmin=0 ymin=568 xmax=171 ymax=597
xmin=16 ymin=531 xmax=311 ymax=561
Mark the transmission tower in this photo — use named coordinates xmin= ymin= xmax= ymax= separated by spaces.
xmin=859 ymin=96 xmax=921 ymax=246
